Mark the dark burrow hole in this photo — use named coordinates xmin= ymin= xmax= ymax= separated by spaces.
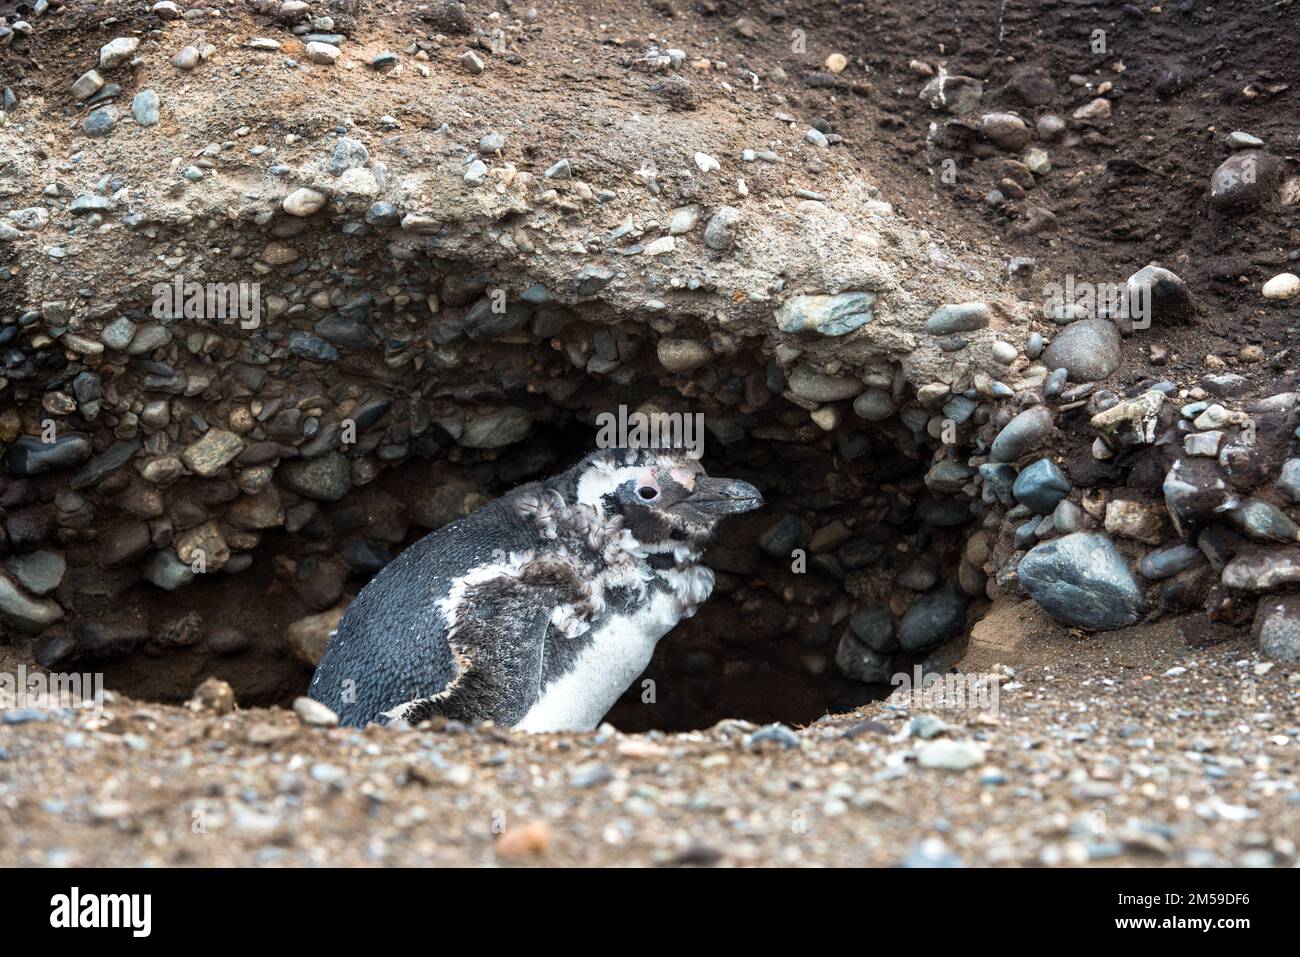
xmin=15 ymin=403 xmax=983 ymax=733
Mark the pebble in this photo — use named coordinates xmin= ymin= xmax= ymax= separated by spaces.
xmin=283 ymin=187 xmax=327 ymax=216
xmin=667 ymin=206 xmax=699 ymax=236
xmin=1018 ymin=533 xmax=1143 ymax=630
xmin=573 ymin=264 xmax=615 ymax=296
xmin=543 ymin=159 xmax=571 ymax=179
xmin=568 ymin=762 xmax=613 ymax=788
xmin=131 ymin=89 xmax=160 ymax=126
xmin=83 ymin=108 xmax=116 ymax=138
xmin=786 ymin=366 xmax=863 ymax=402
xmin=919 ymin=73 xmax=983 ymax=115
xmin=35 ymin=634 xmax=77 ymax=669
xmin=464 ymin=159 xmax=487 ymax=185
xmin=1041 ymin=318 xmax=1120 ymax=380
xmin=1013 ymin=459 xmax=1070 ymax=513
xmin=897 ymin=589 xmax=967 ymax=652
xmin=926 ymin=302 xmax=989 ymax=334
xmin=293 ymin=696 xmax=340 ymax=727
xmin=1222 ymin=498 xmax=1300 ymax=544
xmin=1210 ymin=152 xmax=1274 ymax=211
xmin=1139 ymin=543 xmax=1203 ymax=580
xmin=6 ymin=434 xmax=92 ymax=476
xmin=990 ymin=406 xmax=1055 ymax=463
xmin=180 ymin=429 xmax=244 ymax=477
xmin=848 ymin=390 xmax=891 ymax=422
xmin=0 ymin=571 xmax=65 ymax=633
xmin=365 ymin=202 xmax=400 ymax=226
xmin=746 ymin=724 xmax=800 ymax=749
xmin=174 ymin=46 xmax=200 ymax=70
xmin=460 ymin=408 xmax=533 ymax=449
xmin=834 ymin=634 xmax=892 ymax=683
xmin=99 ymin=37 xmax=139 ymax=69
xmin=1091 ymin=390 xmax=1164 ymax=449
xmin=979 ymin=112 xmax=1030 ymax=150
xmin=775 ymin=292 xmax=876 ymax=336
xmin=305 ymin=41 xmax=340 ymax=65
xmin=495 ymin=821 xmax=552 ymax=858
xmin=1184 ymin=430 xmax=1222 ymax=457
xmin=6 ymin=550 xmax=66 ymax=596
xmin=143 ymin=551 xmax=194 ymax=591
xmin=1104 ymin=499 xmax=1167 ymax=545
xmin=278 ymin=452 xmax=352 ymax=502
xmin=849 ymin=607 xmax=897 ymax=653
xmin=1262 ymin=273 xmax=1300 ymax=300
xmin=7 ymin=207 xmax=48 ymax=230
xmin=703 ymin=206 xmax=741 ymax=250
xmin=900 ymin=837 xmax=965 ymax=867
xmin=1127 ymin=265 xmax=1194 ymax=325
xmin=1071 ymin=97 xmax=1112 ymax=124
xmin=693 ymin=152 xmax=720 ymax=173
xmin=71 ymin=70 xmax=105 ymax=100
xmin=990 ymin=341 xmax=1017 ymax=364
xmin=459 ymin=51 xmax=484 ymax=74
xmin=1253 ymin=596 xmax=1300 ymax=661
xmin=1277 ymin=459 xmax=1300 ymax=503
xmin=758 ymin=515 xmax=806 ymax=562
xmin=917 ymin=739 xmax=985 ymax=771
xmin=1222 ymin=550 xmax=1300 ymax=593
xmin=1037 ymin=114 xmax=1066 ymax=140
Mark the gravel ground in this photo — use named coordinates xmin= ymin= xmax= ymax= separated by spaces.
xmin=3 ymin=604 xmax=1297 ymax=867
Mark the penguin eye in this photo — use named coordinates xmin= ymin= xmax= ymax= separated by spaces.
xmin=637 ymin=485 xmax=659 ymax=502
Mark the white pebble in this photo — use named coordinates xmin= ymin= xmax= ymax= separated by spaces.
xmin=990 ymin=341 xmax=1018 ymax=364
xmin=693 ymin=152 xmax=720 ymax=173
xmin=1262 ymin=273 xmax=1300 ymax=300
xmin=305 ymin=41 xmax=340 ymax=65
xmin=293 ymin=697 xmax=339 ymax=727
xmin=643 ymin=235 xmax=674 ymax=256
xmin=282 ymin=187 xmax=327 ymax=217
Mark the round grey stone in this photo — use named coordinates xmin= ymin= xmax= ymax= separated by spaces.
xmin=1253 ymin=596 xmax=1300 ymax=662
xmin=990 ymin=406 xmax=1055 ymax=463
xmin=703 ymin=206 xmax=741 ymax=250
xmin=1041 ymin=318 xmax=1121 ymax=381
xmin=849 ymin=607 xmax=898 ymax=653
xmin=898 ymin=589 xmax=967 ymax=652
xmin=131 ymin=89 xmax=160 ymax=126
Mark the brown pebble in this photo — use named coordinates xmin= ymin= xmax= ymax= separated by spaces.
xmin=495 ymin=820 xmax=551 ymax=858
xmin=190 ymin=676 xmax=236 ymax=715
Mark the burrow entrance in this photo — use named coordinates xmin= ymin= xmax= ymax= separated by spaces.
xmin=17 ymin=374 xmax=984 ymax=733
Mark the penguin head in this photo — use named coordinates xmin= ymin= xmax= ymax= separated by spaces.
xmin=575 ymin=448 xmax=763 ymax=549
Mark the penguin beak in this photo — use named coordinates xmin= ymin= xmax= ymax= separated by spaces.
xmin=686 ymin=476 xmax=764 ymax=514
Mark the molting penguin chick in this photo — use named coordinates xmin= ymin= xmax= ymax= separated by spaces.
xmin=307 ymin=448 xmax=763 ymax=731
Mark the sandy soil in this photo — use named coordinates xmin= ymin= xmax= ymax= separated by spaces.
xmin=3 ymin=605 xmax=1297 ymax=867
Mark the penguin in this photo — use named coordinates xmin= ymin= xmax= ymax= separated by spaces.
xmin=307 ymin=447 xmax=763 ymax=731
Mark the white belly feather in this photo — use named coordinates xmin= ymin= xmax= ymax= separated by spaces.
xmin=516 ymin=564 xmax=713 ymax=733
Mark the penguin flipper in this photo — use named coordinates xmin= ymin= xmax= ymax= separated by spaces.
xmin=384 ymin=552 xmax=595 ymax=727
